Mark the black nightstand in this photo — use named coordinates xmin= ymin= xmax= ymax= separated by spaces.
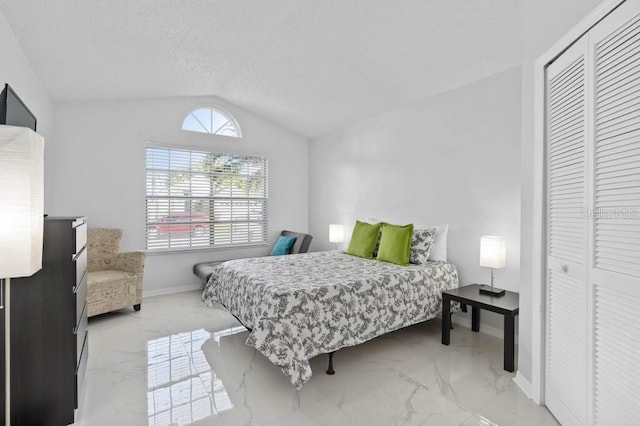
xmin=441 ymin=284 xmax=519 ymax=372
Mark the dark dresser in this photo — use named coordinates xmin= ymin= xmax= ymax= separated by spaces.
xmin=0 ymin=278 xmax=5 ymax=422
xmin=11 ymin=216 xmax=88 ymax=425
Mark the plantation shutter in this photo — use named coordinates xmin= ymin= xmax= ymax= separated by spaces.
xmin=545 ymin=36 xmax=589 ymax=426
xmin=145 ymin=146 xmax=268 ymax=251
xmin=544 ymin=1 xmax=640 ymax=424
xmin=590 ymin=2 xmax=640 ymax=424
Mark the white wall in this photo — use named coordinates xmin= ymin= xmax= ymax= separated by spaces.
xmin=0 ymin=9 xmax=54 ymax=208
xmin=309 ymin=67 xmax=522 ymax=329
xmin=518 ymin=0 xmax=604 ymax=385
xmin=50 ymin=96 xmax=309 ymax=295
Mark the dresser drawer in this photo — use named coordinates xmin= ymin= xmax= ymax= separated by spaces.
xmin=74 ymin=302 xmax=88 ymax=364
xmin=74 ymin=223 xmax=87 ymax=257
xmin=75 ymin=247 xmax=87 ymax=287
xmin=74 ymin=272 xmax=87 ymax=324
xmin=74 ymin=332 xmax=88 ymax=409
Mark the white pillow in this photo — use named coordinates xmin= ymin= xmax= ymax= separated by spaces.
xmin=426 ymin=224 xmax=448 ymax=261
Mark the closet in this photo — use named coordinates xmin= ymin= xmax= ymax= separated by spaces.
xmin=545 ymin=0 xmax=640 ymax=425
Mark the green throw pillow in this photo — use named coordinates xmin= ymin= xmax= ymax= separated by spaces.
xmin=346 ymin=220 xmax=382 ymax=259
xmin=376 ymin=223 xmax=414 ymax=266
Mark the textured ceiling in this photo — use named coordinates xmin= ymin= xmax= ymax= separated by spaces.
xmin=0 ymin=0 xmax=521 ymax=137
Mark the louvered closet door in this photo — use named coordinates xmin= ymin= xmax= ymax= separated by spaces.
xmin=545 ymin=36 xmax=589 ymax=426
xmin=589 ymin=1 xmax=640 ymax=424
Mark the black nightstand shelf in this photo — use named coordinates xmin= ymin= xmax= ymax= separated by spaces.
xmin=441 ymin=284 xmax=519 ymax=372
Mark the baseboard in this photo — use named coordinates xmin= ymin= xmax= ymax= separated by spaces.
xmin=144 ymin=284 xmax=202 ymax=298
xmin=513 ymin=371 xmax=534 ymax=401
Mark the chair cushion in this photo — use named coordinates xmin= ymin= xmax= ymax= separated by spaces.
xmin=279 ymin=230 xmax=313 ymax=254
xmin=88 ymin=270 xmax=134 ymax=286
xmin=87 ymin=270 xmax=138 ymax=315
xmin=193 ymin=261 xmax=223 ymax=284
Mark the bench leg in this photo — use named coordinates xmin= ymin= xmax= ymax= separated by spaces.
xmin=134 ymin=304 xmax=141 ymax=312
xmin=327 ymin=351 xmax=336 ymax=375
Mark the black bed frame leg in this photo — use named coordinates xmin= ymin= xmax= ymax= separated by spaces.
xmin=326 ymin=351 xmax=335 ymax=375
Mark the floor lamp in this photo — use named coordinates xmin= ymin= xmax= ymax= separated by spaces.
xmin=0 ymin=126 xmax=45 ymax=424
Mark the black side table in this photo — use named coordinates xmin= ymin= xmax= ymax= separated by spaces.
xmin=441 ymin=284 xmax=519 ymax=372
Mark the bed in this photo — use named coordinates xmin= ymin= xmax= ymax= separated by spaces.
xmin=202 ymin=250 xmax=459 ymax=389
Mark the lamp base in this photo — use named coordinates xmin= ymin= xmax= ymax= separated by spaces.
xmin=479 ymin=284 xmax=505 ymax=297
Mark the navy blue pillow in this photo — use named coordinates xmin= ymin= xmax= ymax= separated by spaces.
xmin=270 ymin=235 xmax=297 ymax=256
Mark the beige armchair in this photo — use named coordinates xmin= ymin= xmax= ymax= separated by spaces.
xmin=87 ymin=228 xmax=146 ymax=317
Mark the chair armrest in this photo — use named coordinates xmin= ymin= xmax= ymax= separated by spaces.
xmin=112 ymin=251 xmax=146 ymax=276
xmin=97 ymin=251 xmax=146 ymax=276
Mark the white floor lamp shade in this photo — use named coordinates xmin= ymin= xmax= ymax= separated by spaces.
xmin=0 ymin=125 xmax=44 ymax=425
xmin=0 ymin=125 xmax=45 ymax=277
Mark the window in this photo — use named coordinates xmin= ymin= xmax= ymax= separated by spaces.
xmin=145 ymin=146 xmax=267 ymax=251
xmin=181 ymin=107 xmax=241 ymax=137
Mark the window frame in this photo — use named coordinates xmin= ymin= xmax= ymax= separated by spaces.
xmin=181 ymin=105 xmax=243 ymax=138
xmin=145 ymin=142 xmax=268 ymax=253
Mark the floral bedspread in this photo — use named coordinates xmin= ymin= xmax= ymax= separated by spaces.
xmin=202 ymin=250 xmax=459 ymax=389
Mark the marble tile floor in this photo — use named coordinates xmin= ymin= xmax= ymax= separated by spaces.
xmin=75 ymin=291 xmax=558 ymax=426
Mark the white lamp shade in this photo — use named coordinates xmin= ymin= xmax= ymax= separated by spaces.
xmin=480 ymin=236 xmax=506 ymax=269
xmin=0 ymin=126 xmax=44 ymax=278
xmin=329 ymin=224 xmax=344 ymax=243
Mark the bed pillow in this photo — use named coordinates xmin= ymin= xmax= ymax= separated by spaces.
xmin=270 ymin=235 xmax=297 ymax=256
xmin=372 ymin=223 xmax=387 ymax=258
xmin=346 ymin=220 xmax=381 ymax=259
xmin=427 ymin=224 xmax=449 ymax=261
xmin=366 ymin=217 xmax=386 ymax=257
xmin=410 ymin=227 xmax=437 ymax=264
xmin=376 ymin=223 xmax=414 ymax=266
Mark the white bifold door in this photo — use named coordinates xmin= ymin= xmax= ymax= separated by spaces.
xmin=545 ymin=1 xmax=640 ymax=425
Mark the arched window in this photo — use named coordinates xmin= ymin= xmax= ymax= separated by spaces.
xmin=182 ymin=107 xmax=241 ymax=138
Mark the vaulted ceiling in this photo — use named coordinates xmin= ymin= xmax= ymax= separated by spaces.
xmin=0 ymin=0 xmax=521 ymax=137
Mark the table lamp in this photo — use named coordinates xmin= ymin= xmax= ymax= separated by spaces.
xmin=0 ymin=126 xmax=45 ymax=424
xmin=479 ymin=236 xmax=506 ymax=297
xmin=329 ymin=224 xmax=344 ymax=250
